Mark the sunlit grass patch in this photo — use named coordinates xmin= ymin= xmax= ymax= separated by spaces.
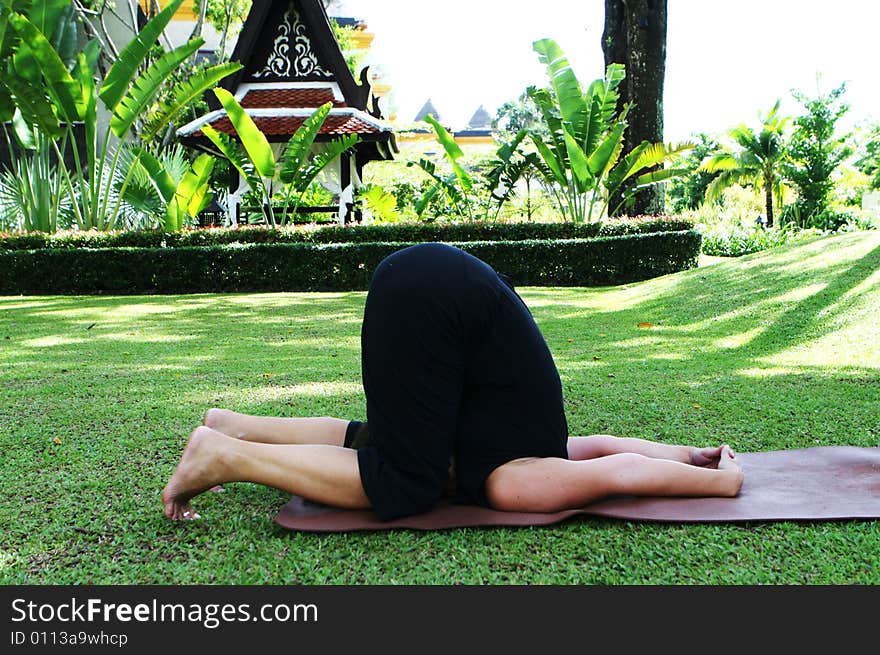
xmin=1 ymin=231 xmax=879 ymax=584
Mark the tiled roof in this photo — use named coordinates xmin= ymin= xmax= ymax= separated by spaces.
xmin=202 ymin=113 xmax=384 ymax=137
xmin=240 ymin=87 xmax=346 ymax=109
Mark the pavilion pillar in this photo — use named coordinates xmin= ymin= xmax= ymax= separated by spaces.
xmin=340 ymin=151 xmax=352 ymax=225
xmin=354 ymin=156 xmax=365 ymax=223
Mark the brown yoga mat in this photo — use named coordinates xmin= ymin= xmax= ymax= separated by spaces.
xmin=275 ymin=447 xmax=880 ymax=532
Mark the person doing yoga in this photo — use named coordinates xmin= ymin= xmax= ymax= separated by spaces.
xmin=162 ymin=243 xmax=743 ymax=521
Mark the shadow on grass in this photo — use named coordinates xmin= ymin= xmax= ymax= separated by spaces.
xmin=2 ymin=233 xmax=879 ymax=584
xmin=538 ymin=233 xmax=880 ymax=368
xmin=532 ymin=233 xmax=880 ymax=448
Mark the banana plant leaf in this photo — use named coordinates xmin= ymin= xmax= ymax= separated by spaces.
xmin=213 ymin=87 xmax=275 ymax=179
xmin=495 ymin=128 xmax=527 ymax=163
xmin=132 ymin=146 xmax=183 ymax=231
xmin=110 ymin=37 xmax=203 ymax=139
xmin=0 ymin=7 xmax=16 ymax=61
xmin=606 ymin=142 xmax=647 ymax=189
xmin=14 ymin=0 xmax=76 ymax=68
xmin=10 ymin=107 xmax=35 ymax=148
xmin=178 ymin=154 xmax=215 ymax=218
xmin=140 ymin=61 xmax=241 ymax=141
xmin=483 ymin=129 xmax=527 ymax=190
xmin=586 ymin=121 xmax=626 ymax=177
xmin=165 ymin=153 xmax=214 ymax=230
xmin=0 ymin=84 xmax=13 ymax=123
xmin=47 ymin=2 xmax=76 ymax=64
xmin=131 ymin=147 xmax=176 ymax=204
xmin=591 ymin=63 xmax=626 ymax=128
xmin=411 ymin=158 xmax=468 ymax=218
xmin=414 ymin=182 xmax=442 ymax=218
xmin=0 ymin=72 xmax=60 ymax=136
xmin=72 ymin=43 xmax=99 ymax=164
xmin=201 ymin=123 xmax=261 ymax=193
xmin=287 ymin=133 xmax=357 ymax=193
xmin=533 ymin=39 xmax=588 ymax=145
xmin=27 ymin=0 xmax=69 ymax=39
xmin=424 ymin=113 xmax=472 ymax=192
xmin=527 ymin=86 xmax=569 ymax=174
xmin=530 ymin=133 xmax=567 ymax=187
xmin=99 ymin=0 xmax=184 ymax=111
xmin=8 ymin=12 xmax=80 ymax=121
xmin=562 ymin=123 xmax=591 ymax=191
xmin=278 ymin=101 xmax=332 ymax=184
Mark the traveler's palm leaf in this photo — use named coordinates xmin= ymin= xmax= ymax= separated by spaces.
xmin=278 ymin=101 xmax=333 ymax=184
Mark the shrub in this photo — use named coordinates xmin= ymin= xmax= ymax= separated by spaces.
xmin=0 ymin=216 xmax=694 ymax=250
xmin=699 ymin=224 xmax=821 ymax=257
xmin=0 ymin=231 xmax=701 ymax=294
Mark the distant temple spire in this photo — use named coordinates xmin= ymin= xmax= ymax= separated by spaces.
xmin=415 ymin=98 xmax=441 ymax=122
xmin=467 ymin=105 xmax=492 ymax=129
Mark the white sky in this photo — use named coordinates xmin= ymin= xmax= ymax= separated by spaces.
xmin=335 ymin=0 xmax=880 ymax=141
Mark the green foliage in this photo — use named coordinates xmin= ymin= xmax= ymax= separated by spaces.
xmin=666 ymin=133 xmax=720 ymax=212
xmin=201 ymin=94 xmax=359 ymax=227
xmin=410 ymin=118 xmax=542 ymax=222
xmin=3 ymin=232 xmax=880 ymax=585
xmin=493 ymin=91 xmax=548 ymax=141
xmin=528 ymin=38 xmax=691 ymax=222
xmin=700 ymin=101 xmax=790 ymax=227
xmin=479 ymin=129 xmax=542 ymax=221
xmin=213 ymin=87 xmax=274 ymax=177
xmin=782 ymin=83 xmax=852 ymax=229
xmin=0 ymin=128 xmax=71 ymax=231
xmin=409 ymin=114 xmax=476 ymax=220
xmin=854 ymin=122 xmax=880 ymax=190
xmin=0 ymin=216 xmax=695 ymax=250
xmin=0 ymin=232 xmax=701 ymax=294
xmin=200 ymin=0 xmax=251 ymax=58
xmin=330 ymin=17 xmax=366 ymax=76
xmin=134 ymin=147 xmax=215 ymax=231
xmin=1 ymin=0 xmax=241 ymax=231
xmin=358 ymin=183 xmax=399 ymax=222
xmin=142 ymin=60 xmax=241 ymax=142
xmin=700 ymin=221 xmax=822 ymax=257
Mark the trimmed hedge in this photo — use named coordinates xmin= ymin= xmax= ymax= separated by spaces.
xmin=0 ymin=231 xmax=701 ymax=294
xmin=0 ymin=216 xmax=693 ymax=250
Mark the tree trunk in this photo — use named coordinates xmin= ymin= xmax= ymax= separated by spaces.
xmin=764 ymin=172 xmax=775 ymax=228
xmin=603 ymin=0 xmax=667 ymax=216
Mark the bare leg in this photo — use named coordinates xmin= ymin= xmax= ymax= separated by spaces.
xmin=161 ymin=426 xmax=369 ymax=520
xmin=486 ymin=445 xmax=744 ymax=513
xmin=567 ymin=435 xmax=727 ymax=468
xmin=202 ymin=408 xmax=348 ymax=446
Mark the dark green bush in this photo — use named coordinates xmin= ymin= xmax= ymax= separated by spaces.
xmin=0 ymin=216 xmax=693 ymax=250
xmin=0 ymin=231 xmax=701 ymax=295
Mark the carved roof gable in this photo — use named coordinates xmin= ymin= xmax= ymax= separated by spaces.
xmin=220 ymin=0 xmax=369 ymax=110
xmin=247 ymin=1 xmax=333 ymax=81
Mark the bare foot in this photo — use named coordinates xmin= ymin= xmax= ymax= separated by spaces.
xmin=689 ymin=445 xmax=724 ymax=468
xmin=716 ymin=445 xmax=744 ymax=496
xmin=202 ymin=409 xmax=243 ymax=493
xmin=203 ymin=408 xmax=242 ymax=438
xmin=162 ymin=426 xmax=230 ymax=520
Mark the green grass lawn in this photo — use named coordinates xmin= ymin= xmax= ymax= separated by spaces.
xmin=1 ymin=231 xmax=879 ymax=584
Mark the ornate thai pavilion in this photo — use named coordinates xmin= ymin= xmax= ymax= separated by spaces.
xmin=177 ymin=0 xmax=395 ymax=224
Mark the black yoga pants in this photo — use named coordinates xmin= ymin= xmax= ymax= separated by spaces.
xmin=354 ymin=243 xmax=569 ymax=521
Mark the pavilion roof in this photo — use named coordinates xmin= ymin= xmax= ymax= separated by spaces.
xmin=178 ymin=105 xmax=393 ymax=143
xmin=177 ymin=0 xmax=395 ymax=159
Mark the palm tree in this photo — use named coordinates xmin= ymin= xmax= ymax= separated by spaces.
xmin=700 ymin=102 xmax=790 ymax=227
